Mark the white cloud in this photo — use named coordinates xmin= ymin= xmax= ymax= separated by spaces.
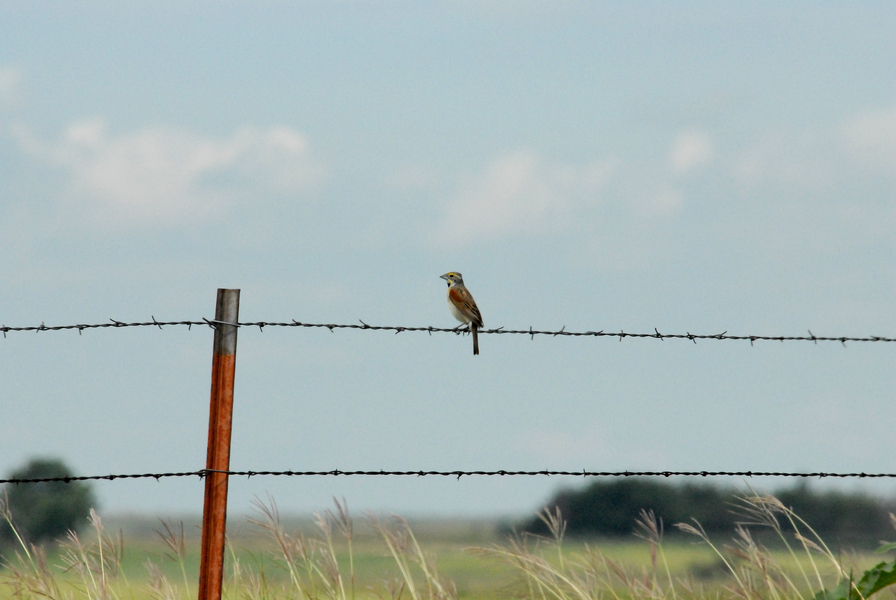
xmin=0 ymin=66 xmax=24 ymax=111
xmin=11 ymin=119 xmax=327 ymax=226
xmin=638 ymin=189 xmax=684 ymax=218
xmin=841 ymin=106 xmax=896 ymax=175
xmin=434 ymin=107 xmax=896 ymax=252
xmin=670 ymin=130 xmax=713 ymax=174
xmin=732 ymin=131 xmax=835 ymax=191
xmin=434 ymin=150 xmax=613 ymax=245
xmin=732 ymin=105 xmax=896 ymax=190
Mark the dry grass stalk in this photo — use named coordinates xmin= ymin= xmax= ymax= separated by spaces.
xmin=58 ymin=510 xmax=126 ymax=600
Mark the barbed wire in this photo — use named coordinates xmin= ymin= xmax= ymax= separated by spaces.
xmin=1 ymin=318 xmax=894 ymax=346
xmin=3 ymin=469 xmax=895 ymax=486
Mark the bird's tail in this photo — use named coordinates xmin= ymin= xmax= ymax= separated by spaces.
xmin=472 ymin=325 xmax=479 ymax=356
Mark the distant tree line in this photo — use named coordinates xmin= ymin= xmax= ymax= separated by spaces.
xmin=521 ymin=479 xmax=896 ymax=546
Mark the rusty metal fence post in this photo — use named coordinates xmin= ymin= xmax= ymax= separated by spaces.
xmin=198 ymin=289 xmax=240 ymax=600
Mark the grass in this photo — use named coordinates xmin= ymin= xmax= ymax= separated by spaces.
xmin=1 ymin=494 xmax=893 ymax=600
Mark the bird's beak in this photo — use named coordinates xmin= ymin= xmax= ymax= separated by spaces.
xmin=440 ymin=274 xmax=449 ymax=281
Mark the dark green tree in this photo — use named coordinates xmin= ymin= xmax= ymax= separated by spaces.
xmin=523 ymin=479 xmax=735 ymax=537
xmin=775 ymin=481 xmax=892 ymax=544
xmin=522 ymin=479 xmax=894 ymax=545
xmin=1 ymin=458 xmax=97 ymax=547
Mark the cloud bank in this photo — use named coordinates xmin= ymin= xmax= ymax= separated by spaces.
xmin=434 ymin=150 xmax=614 ymax=245
xmin=11 ymin=119 xmax=327 ymax=227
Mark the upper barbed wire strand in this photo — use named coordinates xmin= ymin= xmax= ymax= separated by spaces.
xmin=0 ymin=319 xmax=893 ymax=344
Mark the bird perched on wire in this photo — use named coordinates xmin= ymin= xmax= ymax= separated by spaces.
xmin=440 ymin=272 xmax=484 ymax=356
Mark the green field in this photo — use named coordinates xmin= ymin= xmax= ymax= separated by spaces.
xmin=1 ymin=498 xmax=891 ymax=600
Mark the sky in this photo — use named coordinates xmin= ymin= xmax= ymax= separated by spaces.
xmin=2 ymin=2 xmax=896 ymax=520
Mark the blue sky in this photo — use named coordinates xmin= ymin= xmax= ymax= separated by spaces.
xmin=2 ymin=2 xmax=896 ymax=518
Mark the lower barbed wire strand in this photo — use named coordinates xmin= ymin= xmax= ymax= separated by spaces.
xmin=2 ymin=469 xmax=894 ymax=485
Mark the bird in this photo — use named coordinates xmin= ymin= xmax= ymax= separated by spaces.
xmin=440 ymin=272 xmax=483 ymax=355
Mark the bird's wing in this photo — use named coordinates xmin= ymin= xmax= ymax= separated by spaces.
xmin=449 ymin=286 xmax=483 ymax=327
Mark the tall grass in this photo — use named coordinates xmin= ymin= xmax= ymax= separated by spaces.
xmin=2 ymin=494 xmax=891 ymax=600
xmin=237 ymin=495 xmax=455 ymax=600
xmin=473 ymin=493 xmax=892 ymax=600
xmin=2 ymin=507 xmax=127 ymax=600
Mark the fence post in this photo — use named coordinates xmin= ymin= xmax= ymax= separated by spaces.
xmin=198 ymin=289 xmax=240 ymax=600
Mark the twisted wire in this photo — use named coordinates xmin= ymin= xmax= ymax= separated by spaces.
xmin=1 ymin=318 xmax=893 ymax=346
xmin=3 ymin=469 xmax=895 ymax=485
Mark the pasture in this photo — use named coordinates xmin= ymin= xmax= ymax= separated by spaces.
xmin=1 ymin=497 xmax=891 ymax=600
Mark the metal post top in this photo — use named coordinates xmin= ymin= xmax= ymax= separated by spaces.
xmin=213 ymin=289 xmax=240 ymax=356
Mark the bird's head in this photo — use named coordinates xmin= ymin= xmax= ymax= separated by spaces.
xmin=440 ymin=272 xmax=464 ymax=286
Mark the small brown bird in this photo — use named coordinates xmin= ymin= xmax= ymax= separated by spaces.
xmin=440 ymin=271 xmax=484 ymax=356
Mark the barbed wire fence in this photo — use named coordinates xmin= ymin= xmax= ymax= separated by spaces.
xmin=9 ymin=287 xmax=893 ymax=600
xmin=3 ymin=318 xmax=895 ymax=345
xmin=3 ymin=315 xmax=895 ymax=486
xmin=5 ymin=297 xmax=895 ymax=600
